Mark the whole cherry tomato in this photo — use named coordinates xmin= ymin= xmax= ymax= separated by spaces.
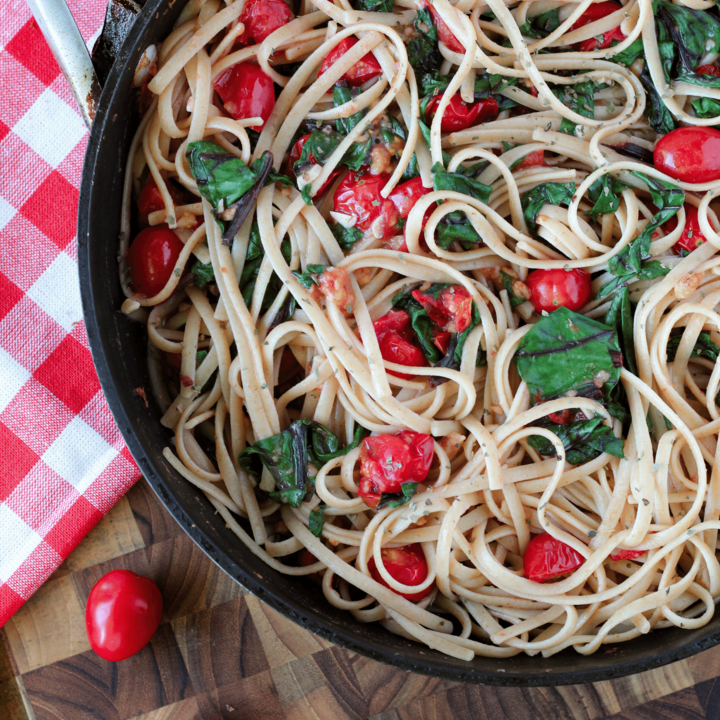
xmin=515 ymin=149 xmax=547 ymax=170
xmin=137 ymin=177 xmax=185 ymax=227
xmin=695 ymin=64 xmax=720 ymax=78
xmin=389 ymin=176 xmax=433 ymax=232
xmin=654 ymin=127 xmax=720 ymax=184
xmin=359 ymin=430 xmax=434 ymax=508
xmin=609 ymin=548 xmax=645 ymax=561
xmin=128 ymin=227 xmax=185 ymax=298
xmin=318 ymin=37 xmax=383 ymax=87
xmin=422 ymin=1 xmax=465 ymax=53
xmin=523 ymin=532 xmax=585 ymax=583
xmin=368 ymin=544 xmax=433 ymax=601
xmin=425 ymin=94 xmax=499 ymax=133
xmin=238 ymin=0 xmax=294 ymax=45
xmin=571 ymin=1 xmax=626 ymax=52
xmin=85 ymin=570 xmax=163 ymax=662
xmin=526 ymin=268 xmax=591 ymax=314
xmin=288 ymin=134 xmax=342 ymax=195
xmin=412 ymin=284 xmax=473 ymax=333
xmin=373 ymin=309 xmax=428 ymax=380
xmin=214 ymin=62 xmax=275 ymax=131
xmin=333 ymin=171 xmax=399 ymax=240
xmin=664 ymin=203 xmax=708 ymax=254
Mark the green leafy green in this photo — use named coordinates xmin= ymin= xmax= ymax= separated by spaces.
xmin=528 ymin=417 xmax=625 ymax=465
xmin=418 ymin=120 xmax=452 ymax=164
xmin=309 ymin=505 xmax=326 ymax=537
xmin=500 ymin=271 xmax=526 ymax=308
xmin=514 ymin=307 xmax=622 ymax=404
xmin=330 ymin=222 xmax=363 ymax=250
xmin=378 ymin=481 xmax=419 ymax=509
xmin=432 ymin=162 xmax=492 ymax=203
xmin=191 ymin=259 xmax=215 ymax=288
xmin=605 ymin=285 xmax=637 ymax=375
xmin=407 ymin=8 xmax=442 ymax=75
xmin=392 ymin=289 xmax=443 ymax=364
xmin=293 ymin=264 xmax=326 ymax=289
xmin=333 ymin=84 xmax=366 ymax=136
xmin=586 ymin=175 xmax=628 ymax=222
xmin=609 ymin=37 xmax=645 ymax=66
xmin=597 ymin=172 xmax=681 ymax=298
xmin=666 ymin=330 xmax=720 ymax=362
xmin=639 ymin=65 xmax=676 ymax=135
xmin=553 ymin=81 xmax=597 ymax=135
xmin=519 ymin=8 xmax=560 ymax=38
xmin=419 ymin=71 xmax=517 ymax=110
xmin=521 ymin=182 xmax=576 ymax=237
xmin=691 ymin=96 xmax=720 ymax=120
xmin=435 ymin=215 xmax=482 ymax=249
xmin=353 ymin=0 xmax=393 ymax=11
xmin=301 ymin=184 xmax=313 ymax=206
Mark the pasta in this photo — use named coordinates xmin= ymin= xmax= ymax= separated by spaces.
xmin=118 ymin=0 xmax=720 ymax=660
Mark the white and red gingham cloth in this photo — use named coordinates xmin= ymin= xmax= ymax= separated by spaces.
xmin=0 ymin=0 xmax=141 ymax=625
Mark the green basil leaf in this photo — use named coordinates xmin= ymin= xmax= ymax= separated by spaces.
xmin=586 ymin=175 xmax=629 ymax=221
xmin=309 ymin=505 xmax=326 ymax=537
xmin=407 ymin=8 xmax=442 ymax=75
xmin=293 ymin=264 xmax=326 ymax=289
xmin=191 ymin=259 xmax=215 ymax=288
xmin=666 ymin=330 xmax=720 ymax=362
xmin=378 ymin=481 xmax=419 ymax=509
xmin=521 ymin=182 xmax=576 ymax=237
xmin=514 ymin=306 xmax=622 ymax=404
xmin=432 ymin=162 xmax=492 ymax=203
xmin=330 ymin=222 xmax=363 ymax=250
xmin=528 ymin=417 xmax=625 ymax=465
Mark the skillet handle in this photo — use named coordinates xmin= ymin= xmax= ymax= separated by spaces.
xmin=25 ymin=0 xmax=100 ymax=128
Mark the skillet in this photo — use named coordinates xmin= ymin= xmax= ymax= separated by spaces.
xmin=29 ymin=0 xmax=720 ymax=684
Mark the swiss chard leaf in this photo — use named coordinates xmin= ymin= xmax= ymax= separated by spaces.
xmin=309 ymin=505 xmax=326 ymax=537
xmin=609 ymin=37 xmax=645 ymax=67
xmin=435 ymin=214 xmax=482 ymax=249
xmin=528 ymin=416 xmax=625 ymax=465
xmin=293 ymin=264 xmax=326 ymax=289
xmin=639 ymin=64 xmax=676 ymax=135
xmin=432 ymin=162 xmax=492 ymax=203
xmin=330 ymin=222 xmax=363 ymax=250
xmin=191 ymin=259 xmax=215 ymax=288
xmin=553 ymin=81 xmax=597 ymax=135
xmin=597 ymin=172 xmax=680 ymax=298
xmin=605 ymin=285 xmax=637 ymax=375
xmin=691 ymin=96 xmax=720 ymax=120
xmin=521 ymin=182 xmax=576 ymax=237
xmin=333 ymin=83 xmax=366 ymax=136
xmin=294 ymin=127 xmax=344 ymax=175
xmin=378 ymin=481 xmax=419 ymax=509
xmin=392 ymin=289 xmax=443 ymax=364
xmin=419 ymin=71 xmax=517 ymax=110
xmin=519 ymin=8 xmax=560 ymax=38
xmin=500 ymin=270 xmax=526 ymax=308
xmin=342 ymin=140 xmax=372 ymax=172
xmin=353 ymin=0 xmax=393 ymax=11
xmin=418 ymin=120 xmax=452 ymax=164
xmin=407 ymin=8 xmax=442 ymax=75
xmin=586 ymin=174 xmax=629 ymax=221
xmin=514 ymin=306 xmax=622 ymax=404
xmin=666 ymin=330 xmax=720 ymax=362
xmin=238 ymin=420 xmax=367 ymax=507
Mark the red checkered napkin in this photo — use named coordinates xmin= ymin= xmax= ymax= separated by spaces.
xmin=0 ymin=0 xmax=141 ymax=626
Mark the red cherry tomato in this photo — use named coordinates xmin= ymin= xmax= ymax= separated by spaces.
xmin=288 ymin=134 xmax=342 ymax=195
xmin=214 ymin=62 xmax=275 ymax=131
xmin=609 ymin=548 xmax=645 ymax=561
xmin=388 ymin=176 xmax=433 ymax=233
xmin=654 ymin=127 xmax=720 ymax=184
xmin=526 ymin=268 xmax=591 ymax=314
xmin=422 ymin=1 xmax=465 ymax=53
xmin=137 ymin=177 xmax=186 ymax=227
xmin=548 ymin=409 xmax=572 ymax=424
xmin=238 ymin=0 xmax=294 ymax=45
xmin=523 ymin=532 xmax=585 ymax=583
xmin=373 ymin=309 xmax=428 ymax=380
xmin=433 ymin=330 xmax=452 ymax=355
xmin=85 ymin=570 xmax=163 ymax=662
xmin=664 ymin=203 xmax=708 ymax=254
xmin=318 ymin=37 xmax=383 ymax=87
xmin=368 ymin=544 xmax=433 ymax=601
xmin=128 ymin=227 xmax=185 ymax=298
xmin=571 ymin=1 xmax=626 ymax=52
xmin=695 ymin=64 xmax=720 ymax=78
xmin=333 ymin=171 xmax=399 ymax=240
xmin=425 ymin=94 xmax=499 ymax=133
xmin=412 ymin=284 xmax=473 ymax=333
xmin=516 ymin=150 xmax=548 ymax=170
xmin=359 ymin=430 xmax=434 ymax=508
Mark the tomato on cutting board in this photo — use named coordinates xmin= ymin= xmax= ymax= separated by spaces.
xmin=368 ymin=543 xmax=433 ymax=601
xmin=85 ymin=570 xmax=163 ymax=662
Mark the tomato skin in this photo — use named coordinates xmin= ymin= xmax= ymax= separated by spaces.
xmin=422 ymin=1 xmax=464 ymax=53
xmin=368 ymin=544 xmax=432 ymax=601
xmin=433 ymin=330 xmax=452 ymax=354
xmin=388 ymin=176 xmax=433 ymax=235
xmin=665 ymin=203 xmax=708 ymax=254
xmin=359 ymin=431 xmax=434 ymax=509
xmin=333 ymin=172 xmax=399 ymax=240
xmin=526 ymin=268 xmax=591 ymax=314
xmin=523 ymin=533 xmax=585 ymax=583
xmin=609 ymin=548 xmax=645 ymax=561
xmin=85 ymin=570 xmax=163 ymax=662
xmin=128 ymin=227 xmax=185 ymax=298
xmin=288 ymin=134 xmax=341 ymax=195
xmin=695 ymin=64 xmax=720 ymax=78
xmin=571 ymin=1 xmax=626 ymax=52
xmin=412 ymin=285 xmax=473 ymax=333
xmin=425 ymin=94 xmax=499 ymax=133
xmin=516 ymin=150 xmax=547 ymax=170
xmin=373 ymin=309 xmax=428 ymax=379
xmin=238 ymin=0 xmax=294 ymax=45
xmin=137 ymin=177 xmax=186 ymax=227
xmin=214 ymin=62 xmax=275 ymax=131
xmin=318 ymin=37 xmax=383 ymax=87
xmin=654 ymin=127 xmax=720 ymax=184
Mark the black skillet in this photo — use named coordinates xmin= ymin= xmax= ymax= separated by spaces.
xmin=30 ymin=0 xmax=720 ymax=685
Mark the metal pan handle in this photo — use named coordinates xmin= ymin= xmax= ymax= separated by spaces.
xmin=25 ymin=0 xmax=100 ymax=127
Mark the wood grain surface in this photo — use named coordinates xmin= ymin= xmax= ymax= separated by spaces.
xmin=3 ymin=479 xmax=720 ymax=720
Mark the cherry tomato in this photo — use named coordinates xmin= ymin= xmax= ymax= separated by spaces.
xmin=373 ymin=309 xmax=428 ymax=380
xmin=422 ymin=1 xmax=464 ymax=53
xmin=571 ymin=1 xmax=626 ymax=52
xmin=609 ymin=548 xmax=645 ymax=561
xmin=526 ymin=268 xmax=591 ymax=314
xmin=137 ymin=177 xmax=186 ymax=227
xmin=516 ymin=150 xmax=548 ymax=170
xmin=664 ymin=203 xmax=708 ymax=254
xmin=412 ymin=284 xmax=473 ymax=333
xmin=238 ymin=0 xmax=294 ymax=46
xmin=388 ymin=176 xmax=433 ymax=233
xmin=523 ymin=532 xmax=585 ymax=583
xmin=359 ymin=430 xmax=434 ymax=508
xmin=368 ymin=544 xmax=433 ymax=601
xmin=548 ymin=409 xmax=572 ymax=424
xmin=318 ymin=37 xmax=383 ymax=87
xmin=288 ymin=134 xmax=341 ymax=195
xmin=425 ymin=94 xmax=499 ymax=133
xmin=654 ymin=127 xmax=720 ymax=184
xmin=85 ymin=570 xmax=163 ymax=662
xmin=214 ymin=62 xmax=275 ymax=131
xmin=433 ymin=330 xmax=452 ymax=354
xmin=695 ymin=64 xmax=720 ymax=78
xmin=128 ymin=226 xmax=185 ymax=298
xmin=333 ymin=171 xmax=399 ymax=240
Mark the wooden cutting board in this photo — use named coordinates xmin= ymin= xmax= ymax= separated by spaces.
xmin=2 ymin=479 xmax=720 ymax=720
